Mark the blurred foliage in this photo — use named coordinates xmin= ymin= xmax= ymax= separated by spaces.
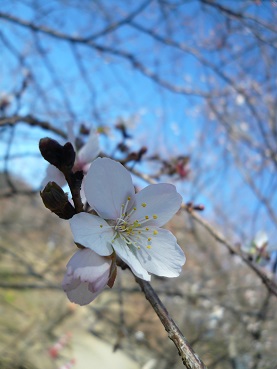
xmin=0 ymin=174 xmax=276 ymax=369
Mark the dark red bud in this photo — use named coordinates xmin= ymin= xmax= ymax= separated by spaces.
xmin=117 ymin=143 xmax=129 ymax=153
xmin=193 ymin=204 xmax=205 ymax=211
xmin=137 ymin=146 xmax=147 ymax=161
xmin=39 ymin=138 xmax=75 ymax=171
xmin=79 ymin=124 xmax=90 ymax=135
xmin=115 ymin=122 xmax=132 ymax=139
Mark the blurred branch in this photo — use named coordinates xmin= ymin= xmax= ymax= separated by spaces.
xmin=129 ymin=21 xmax=273 ymax=150
xmin=86 ymin=0 xmax=152 ymax=41
xmin=249 ymin=292 xmax=271 ymax=369
xmin=185 ymin=207 xmax=277 ymax=298
xmin=130 ymin=167 xmax=277 ymax=298
xmin=201 ymin=0 xmax=277 ymax=34
xmin=0 ymin=189 xmax=38 ymax=198
xmin=0 ymin=282 xmax=60 ymax=290
xmin=0 ymin=2 xmax=153 ymax=43
xmin=0 ymin=11 xmax=215 ymax=98
xmin=0 ymin=114 xmax=66 ymax=138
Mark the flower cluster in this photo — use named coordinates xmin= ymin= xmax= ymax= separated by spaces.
xmin=40 ymin=134 xmax=185 ymax=306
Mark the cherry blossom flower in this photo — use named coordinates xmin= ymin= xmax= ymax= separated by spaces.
xmin=62 ymin=248 xmax=114 ymax=305
xmin=41 ymin=127 xmax=100 ymax=188
xmin=70 ymin=158 xmax=185 ymax=281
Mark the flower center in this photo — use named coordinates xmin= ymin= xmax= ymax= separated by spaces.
xmin=112 ymin=196 xmax=158 ymax=250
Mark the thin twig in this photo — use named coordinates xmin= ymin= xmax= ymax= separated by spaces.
xmin=116 ymin=257 xmax=208 ymax=368
xmin=63 ymin=171 xmax=84 ymax=213
xmin=135 ymin=276 xmax=208 ymax=369
xmin=185 ymin=206 xmax=277 ymax=298
xmin=0 ymin=114 xmax=66 ymax=138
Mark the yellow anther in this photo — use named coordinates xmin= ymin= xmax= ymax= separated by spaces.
xmin=148 ymin=237 xmax=152 ymax=242
xmin=141 ymin=202 xmax=147 ymax=207
xmin=138 ymin=231 xmax=141 ymax=234
xmin=147 ymin=245 xmax=151 ymax=249
xmin=100 ymin=225 xmax=103 ymax=228
xmin=153 ymin=230 xmax=158 ymax=235
xmin=127 ymin=196 xmax=131 ymax=200
xmin=145 ymin=227 xmax=149 ymax=231
xmin=153 ymin=214 xmax=158 ymax=219
xmin=145 ymin=215 xmax=149 ymax=220
xmin=133 ymin=207 xmax=137 ymax=210
xmin=137 ymin=246 xmax=141 ymax=250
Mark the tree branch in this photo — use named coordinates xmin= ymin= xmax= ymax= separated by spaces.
xmin=0 ymin=114 xmax=66 ymax=138
xmin=135 ymin=276 xmax=208 ymax=369
xmin=184 ymin=206 xmax=277 ymax=298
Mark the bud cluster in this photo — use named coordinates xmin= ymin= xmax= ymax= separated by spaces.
xmin=39 ymin=137 xmax=83 ymax=218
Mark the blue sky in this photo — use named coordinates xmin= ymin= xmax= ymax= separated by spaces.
xmin=0 ymin=0 xmax=276 ymax=245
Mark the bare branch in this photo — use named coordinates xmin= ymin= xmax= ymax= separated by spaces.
xmin=135 ymin=276 xmax=208 ymax=369
xmin=0 ymin=114 xmax=66 ymax=138
xmin=130 ymin=167 xmax=277 ymax=298
xmin=184 ymin=206 xmax=277 ymax=298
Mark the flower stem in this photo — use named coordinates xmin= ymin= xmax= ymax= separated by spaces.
xmin=64 ymin=171 xmax=83 ymax=213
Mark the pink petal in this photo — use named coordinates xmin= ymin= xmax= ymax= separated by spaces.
xmin=66 ymin=281 xmax=102 ymax=305
xmin=62 ymin=249 xmax=112 ymax=306
xmin=66 ymin=248 xmax=112 ymax=282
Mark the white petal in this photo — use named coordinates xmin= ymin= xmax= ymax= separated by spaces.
xmin=70 ymin=212 xmax=114 ymax=256
xmin=77 ymin=130 xmax=100 ymax=164
xmin=134 ymin=228 xmax=185 ymax=277
xmin=41 ymin=164 xmax=66 ymax=188
xmin=112 ymin=238 xmax=151 ymax=281
xmin=129 ymin=183 xmax=182 ymax=227
xmin=84 ymin=158 xmax=135 ymax=219
xmin=66 ymin=281 xmax=102 ymax=305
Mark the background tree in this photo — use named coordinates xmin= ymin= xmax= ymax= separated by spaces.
xmin=0 ymin=1 xmax=277 ymax=369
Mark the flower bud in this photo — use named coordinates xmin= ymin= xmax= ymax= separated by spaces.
xmin=39 ymin=138 xmax=76 ymax=171
xmin=62 ymin=249 xmax=113 ymax=305
xmin=115 ymin=122 xmax=132 ymax=139
xmin=40 ymin=182 xmax=76 ymax=219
